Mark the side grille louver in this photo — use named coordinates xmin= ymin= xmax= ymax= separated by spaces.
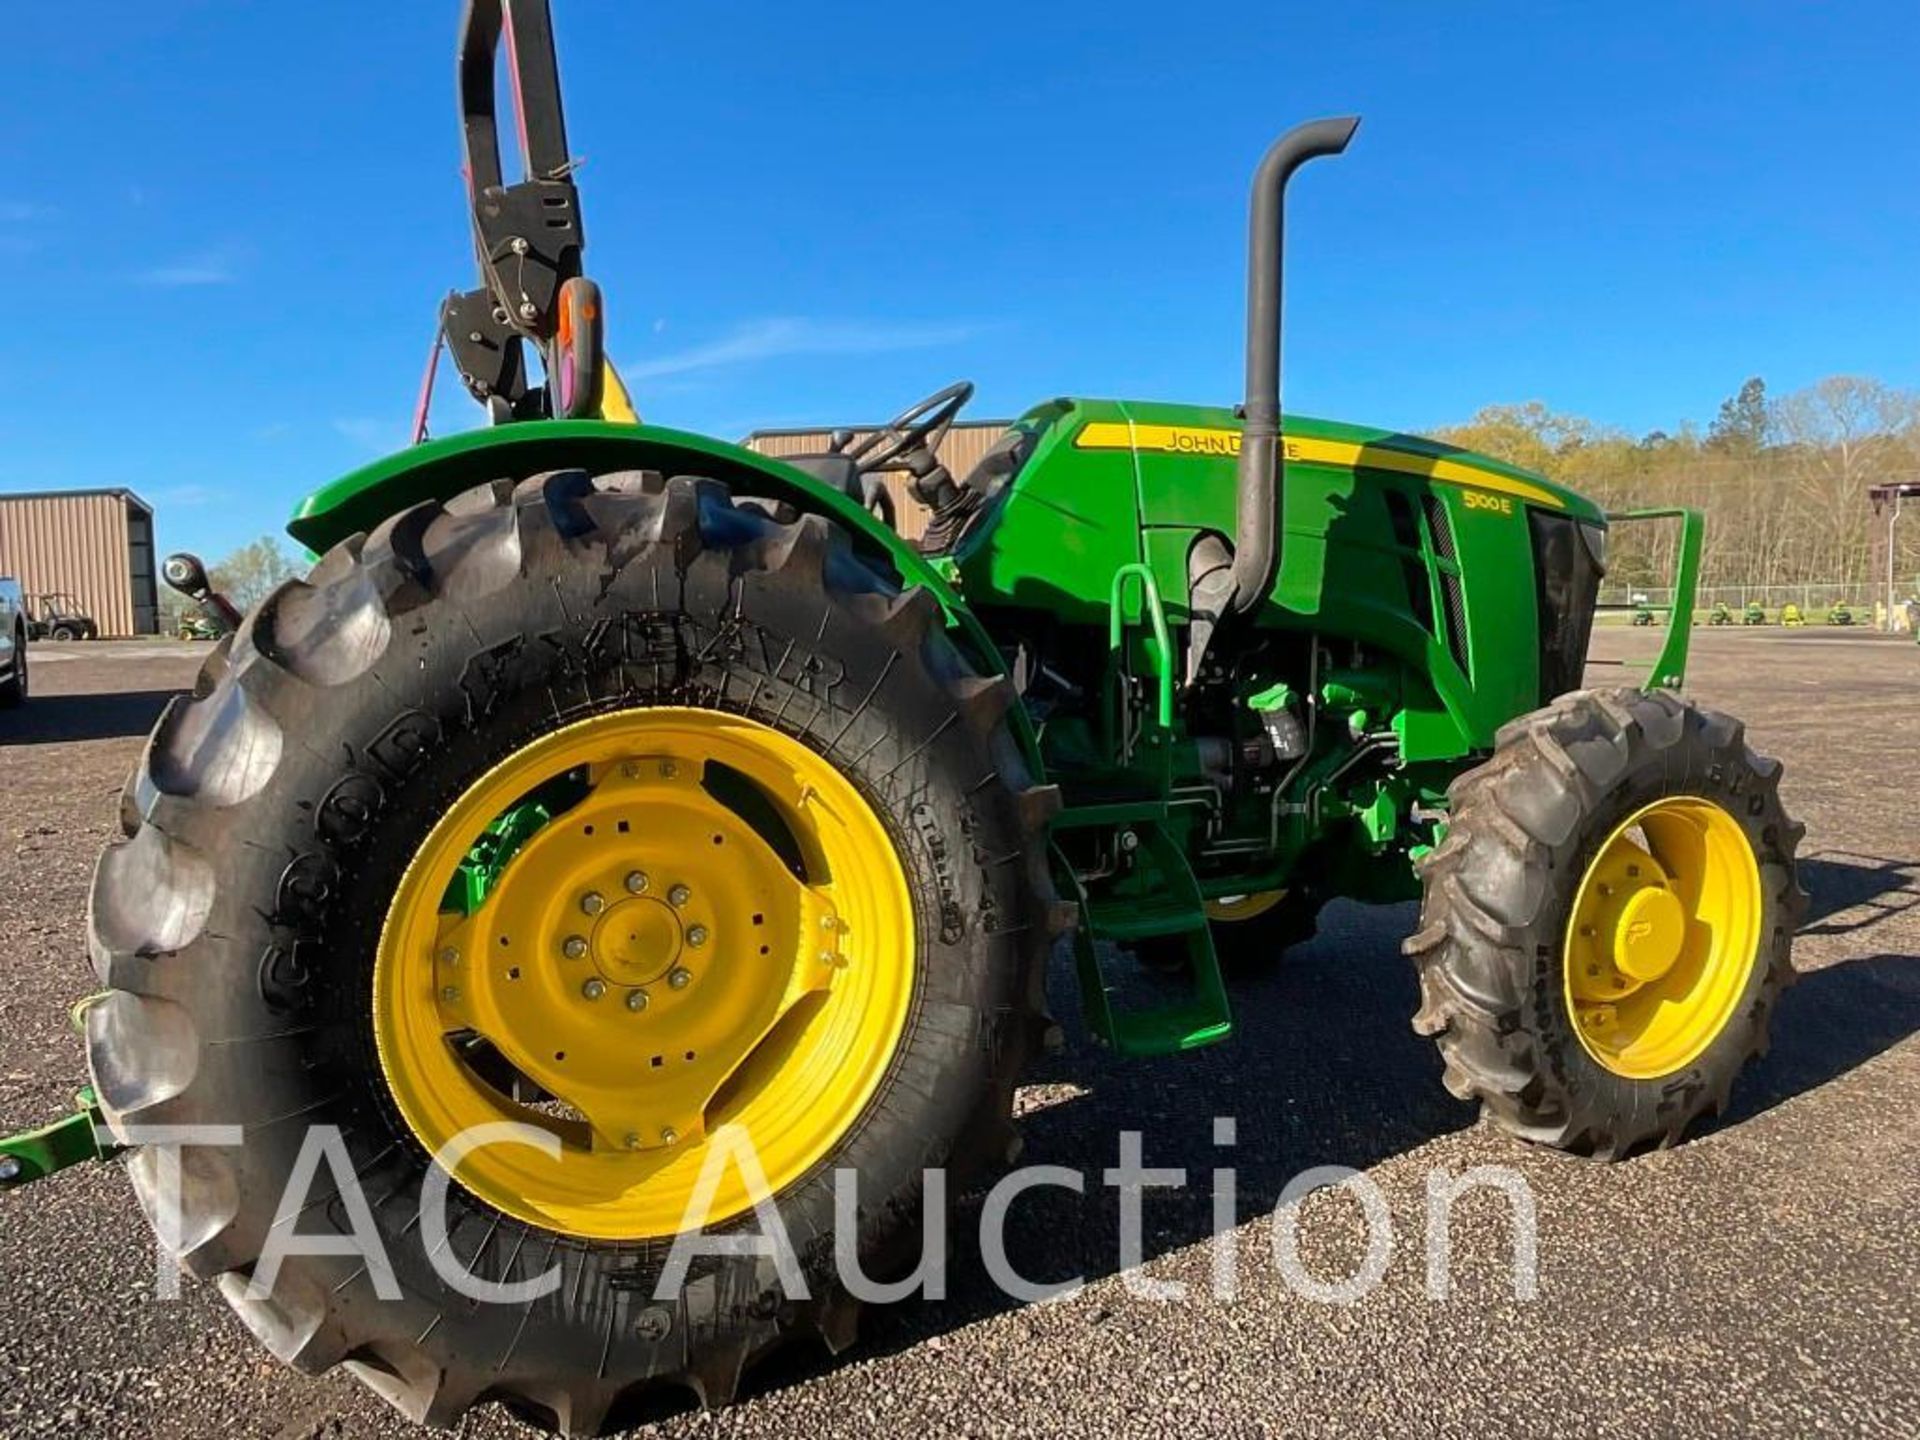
xmin=1422 ymin=495 xmax=1471 ymax=676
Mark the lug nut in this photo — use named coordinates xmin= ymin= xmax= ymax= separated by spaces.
xmin=582 ymin=978 xmax=607 ymax=1000
xmin=626 ymin=989 xmax=648 ymax=1012
xmin=667 ymin=884 xmax=691 ymax=908
xmin=562 ymin=935 xmax=588 ymax=960
xmin=659 ymin=759 xmax=678 ymax=779
xmin=581 ymin=892 xmax=605 ymax=916
xmin=624 ymin=1132 xmax=641 ymax=1150
xmin=820 ymin=950 xmax=841 ymax=968
xmin=686 ymin=925 xmax=708 ymax=948
xmin=620 ymin=761 xmax=640 ymax=779
xmin=625 ymin=871 xmax=649 ymax=895
xmin=441 ymin=985 xmax=460 ymax=1002
xmin=438 ymin=946 xmax=460 ymax=966
xmin=819 ymin=915 xmax=838 ymax=932
xmin=660 ymin=1127 xmax=679 ymax=1146
xmin=667 ymin=967 xmax=692 ymax=990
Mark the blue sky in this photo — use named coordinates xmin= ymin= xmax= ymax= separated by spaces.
xmin=3 ymin=1 xmax=1916 ymax=561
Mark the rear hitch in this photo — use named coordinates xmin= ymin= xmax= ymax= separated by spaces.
xmin=0 ymin=1087 xmax=119 ymax=1190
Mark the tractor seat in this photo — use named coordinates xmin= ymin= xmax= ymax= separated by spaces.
xmin=958 ymin=427 xmax=1035 ymax=499
xmin=780 ymin=453 xmax=861 ymax=494
xmin=781 ymin=453 xmax=895 ymax=527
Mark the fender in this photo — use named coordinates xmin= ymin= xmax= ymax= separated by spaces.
xmin=286 ymin=419 xmax=1042 ymax=765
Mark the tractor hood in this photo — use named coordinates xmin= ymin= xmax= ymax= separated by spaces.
xmin=1048 ymin=398 xmax=1604 ymax=526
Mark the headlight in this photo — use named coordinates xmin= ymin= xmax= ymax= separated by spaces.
xmin=1578 ymin=520 xmax=1608 ymax=576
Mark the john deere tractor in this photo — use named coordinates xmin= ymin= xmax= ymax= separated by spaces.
xmin=4 ymin=2 xmax=1804 ymax=1432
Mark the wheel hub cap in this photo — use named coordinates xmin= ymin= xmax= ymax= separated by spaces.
xmin=589 ymin=896 xmax=683 ymax=987
xmin=1611 ymin=885 xmax=1687 ymax=982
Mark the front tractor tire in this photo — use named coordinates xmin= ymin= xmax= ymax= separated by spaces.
xmin=85 ymin=469 xmax=1057 ymax=1434
xmin=1405 ymin=687 xmax=1805 ymax=1158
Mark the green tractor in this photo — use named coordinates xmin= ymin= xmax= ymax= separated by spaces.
xmin=1743 ymin=600 xmax=1767 ymax=625
xmin=1826 ymin=600 xmax=1855 ymax=625
xmin=1707 ymin=601 xmax=1734 ymax=625
xmin=5 ymin=3 xmax=1805 ymax=1432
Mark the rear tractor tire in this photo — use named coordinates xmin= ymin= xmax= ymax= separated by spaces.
xmin=86 ymin=469 xmax=1059 ymax=1433
xmin=1405 ymin=687 xmax=1805 ymax=1157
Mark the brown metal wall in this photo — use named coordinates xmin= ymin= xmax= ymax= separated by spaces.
xmin=0 ymin=492 xmax=154 ymax=637
xmin=743 ymin=422 xmax=1009 ymax=542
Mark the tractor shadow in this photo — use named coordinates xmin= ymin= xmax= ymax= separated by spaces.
xmin=737 ymin=899 xmax=1475 ymax=1402
xmin=734 ymin=883 xmax=1920 ymax=1409
xmin=1713 ymin=951 xmax=1920 ymax=1129
xmin=1795 ymin=851 xmax=1920 ymax=936
xmin=0 ymin=688 xmax=176 ymax=745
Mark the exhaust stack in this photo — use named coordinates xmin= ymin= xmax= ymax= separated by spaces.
xmin=1228 ymin=115 xmax=1360 ymax=614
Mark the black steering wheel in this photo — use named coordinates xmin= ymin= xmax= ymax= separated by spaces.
xmin=841 ymin=380 xmax=975 ymax=473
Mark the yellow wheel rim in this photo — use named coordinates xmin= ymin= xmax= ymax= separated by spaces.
xmin=1563 ymin=796 xmax=1762 ymax=1080
xmin=373 ymin=708 xmax=915 ymax=1240
xmin=1204 ymin=889 xmax=1287 ymax=923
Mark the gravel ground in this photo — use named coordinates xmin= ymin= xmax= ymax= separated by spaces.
xmin=1 ymin=630 xmax=1915 ymax=1439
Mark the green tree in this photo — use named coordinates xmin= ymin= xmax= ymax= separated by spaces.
xmin=1707 ymin=376 xmax=1769 ymax=455
xmin=210 ymin=537 xmax=300 ymax=610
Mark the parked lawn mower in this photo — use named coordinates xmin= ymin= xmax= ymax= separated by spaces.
xmin=3 ymin=3 xmax=1805 ymax=1432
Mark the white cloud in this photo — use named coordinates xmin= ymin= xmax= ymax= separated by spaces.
xmin=622 ymin=317 xmax=988 ymax=381
xmin=134 ymin=250 xmax=240 ymax=287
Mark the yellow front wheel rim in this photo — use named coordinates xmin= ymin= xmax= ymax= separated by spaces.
xmin=373 ymin=708 xmax=915 ymax=1240
xmin=1205 ymin=889 xmax=1287 ymax=923
xmin=1563 ymin=796 xmax=1763 ymax=1080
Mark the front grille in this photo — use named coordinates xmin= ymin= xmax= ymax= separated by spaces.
xmin=1529 ymin=512 xmax=1603 ymax=701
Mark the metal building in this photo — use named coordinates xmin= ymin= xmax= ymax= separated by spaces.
xmin=742 ymin=421 xmax=1011 ymax=543
xmin=0 ymin=488 xmax=159 ymax=637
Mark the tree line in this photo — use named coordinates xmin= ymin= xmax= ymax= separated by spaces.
xmin=172 ymin=373 xmax=1919 ymax=629
xmin=1435 ymin=375 xmax=1920 ymax=601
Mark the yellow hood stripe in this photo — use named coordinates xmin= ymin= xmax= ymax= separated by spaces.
xmin=1073 ymin=420 xmax=1565 ymax=511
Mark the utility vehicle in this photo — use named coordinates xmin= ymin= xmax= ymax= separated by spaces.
xmin=25 ymin=591 xmax=98 ymax=642
xmin=3 ymin=2 xmax=1803 ymax=1432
